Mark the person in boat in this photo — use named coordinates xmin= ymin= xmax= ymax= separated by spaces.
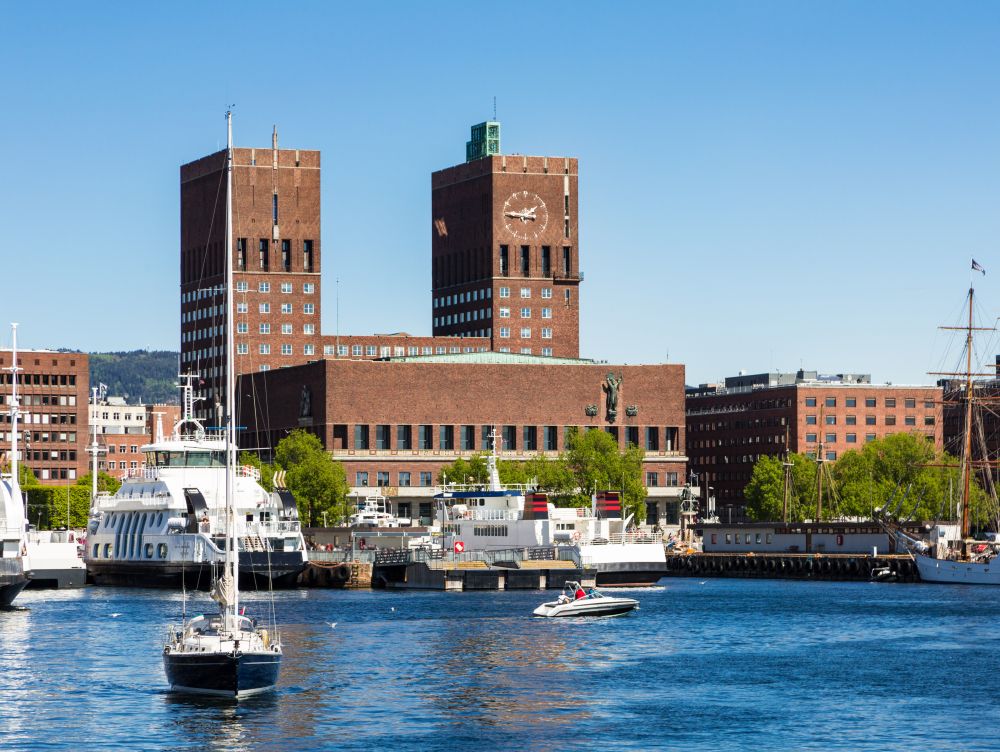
xmin=575 ymin=585 xmax=586 ymax=600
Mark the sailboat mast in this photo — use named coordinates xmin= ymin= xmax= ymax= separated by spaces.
xmin=224 ymin=110 xmax=238 ymax=626
xmin=816 ymin=407 xmax=824 ymax=520
xmin=9 ymin=324 xmax=20 ymax=496
xmin=782 ymin=425 xmax=791 ymax=523
xmin=962 ymin=287 xmax=974 ymax=538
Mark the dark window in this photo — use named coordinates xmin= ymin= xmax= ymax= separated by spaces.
xmin=865 ymin=416 xmax=876 ymax=425
xmin=905 ymin=398 xmax=916 ymax=408
xmin=502 ymin=425 xmax=516 ymax=451
xmin=272 ymin=193 xmax=279 ymax=224
xmin=885 ymin=398 xmax=897 ymax=408
xmin=865 ymin=397 xmax=876 ymax=407
xmin=904 ymin=416 xmax=916 ymax=426
xmin=377 ymin=471 xmax=390 ymax=487
xmin=375 ymin=424 xmax=390 ymax=450
xmin=303 ymin=240 xmax=313 ymax=271
xmin=281 ymin=240 xmax=291 ymax=271
xmin=461 ymin=425 xmax=476 ymax=451
xmin=886 ymin=415 xmax=897 ymax=426
xmin=805 ymin=397 xmax=817 ymax=407
xmin=481 ymin=425 xmax=492 ymax=451
xmin=646 ymin=472 xmax=659 ymax=487
xmin=826 ymin=451 xmax=837 ymax=461
xmin=924 ymin=416 xmax=936 ymax=425
xmin=236 ymin=238 xmax=247 ymax=270
xmin=500 ymin=245 xmax=509 ymax=277
xmin=418 ymin=424 xmax=433 ymax=450
xmin=398 ymin=471 xmax=411 ymax=487
xmin=523 ymin=425 xmax=537 ymax=451
xmin=825 ymin=397 xmax=836 ymax=407
xmin=397 ymin=424 xmax=412 ymax=450
xmin=806 ymin=433 xmax=817 ymax=442
xmin=259 ymin=239 xmax=269 ymax=270
xmin=825 ymin=415 xmax=837 ymax=425
xmin=846 ymin=398 xmax=856 ymax=408
xmin=354 ymin=425 xmax=369 ymax=450
xmin=544 ymin=425 xmax=558 ymax=451
xmin=439 ymin=425 xmax=454 ymax=451
xmin=541 ymin=246 xmax=551 ymax=276
xmin=846 ymin=415 xmax=857 ymax=425
xmin=846 ymin=433 xmax=857 ymax=443
xmin=806 ymin=415 xmax=817 ymax=425
xmin=825 ymin=433 xmax=836 ymax=443
xmin=645 ymin=427 xmax=659 ymax=451
xmin=419 ymin=472 xmax=432 ymax=487
xmin=626 ymin=426 xmax=639 ymax=447
xmin=520 ymin=245 xmax=529 ymax=276
xmin=562 ymin=246 xmax=571 ymax=275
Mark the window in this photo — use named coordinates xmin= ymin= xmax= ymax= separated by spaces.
xmin=499 ymin=245 xmax=509 ymax=276
xmin=541 ymin=328 xmax=552 ymax=339
xmin=502 ymin=424 xmax=516 ymax=450
xmin=865 ymin=416 xmax=876 ymax=425
xmin=865 ymin=397 xmax=876 ymax=407
xmin=499 ymin=307 xmax=510 ymax=318
xmin=281 ymin=323 xmax=293 ymax=334
xmin=397 ymin=424 xmax=412 ymax=450
xmin=356 ymin=471 xmax=369 ymax=487
xmin=904 ymin=416 xmax=916 ymax=426
xmin=236 ymin=343 xmax=248 ymax=355
xmin=866 ymin=433 xmax=876 ymax=442
xmin=281 ymin=282 xmax=293 ymax=293
xmin=520 ymin=287 xmax=531 ymax=298
xmin=237 ymin=302 xmax=248 ymax=314
xmin=281 ymin=303 xmax=292 ymax=314
xmin=259 ymin=323 xmax=270 ymax=334
xmin=237 ymin=323 xmax=248 ymax=334
xmin=542 ymin=347 xmax=553 ymax=356
xmin=351 ymin=345 xmax=362 ymax=356
xmin=825 ymin=433 xmax=836 ymax=443
xmin=461 ymin=425 xmax=476 ymax=451
xmin=541 ymin=245 xmax=551 ymax=276
xmin=806 ymin=415 xmax=817 ymax=425
xmin=499 ymin=286 xmax=510 ymax=298
xmin=398 ymin=471 xmax=411 ymax=487
xmin=646 ymin=471 xmax=659 ymax=487
xmin=886 ymin=415 xmax=897 ymax=426
xmin=259 ymin=303 xmax=270 ymax=314
xmin=365 ymin=345 xmax=377 ymax=356
xmin=420 ymin=471 xmax=432 ymax=487
xmin=805 ymin=397 xmax=817 ymax=407
xmin=562 ymin=246 xmax=571 ymax=274
xmin=846 ymin=415 xmax=856 ymax=425
xmin=499 ymin=327 xmax=510 ymax=338
xmin=259 ymin=344 xmax=270 ymax=355
xmin=826 ymin=451 xmax=837 ymax=461
xmin=645 ymin=427 xmax=659 ymax=450
xmin=806 ymin=433 xmax=817 ymax=442
xmin=520 ymin=245 xmax=529 ymax=275
xmin=541 ymin=288 xmax=552 ymax=299
xmin=259 ymin=239 xmax=269 ymax=269
xmin=375 ymin=424 xmax=390 ymax=450
xmin=418 ymin=424 xmax=432 ymax=450
xmin=303 ymin=324 xmax=315 ymax=335
xmin=303 ymin=239 xmax=314 ymax=271
xmin=885 ymin=398 xmax=897 ymax=408
xmin=304 ymin=283 xmax=315 ymax=294
xmin=523 ymin=425 xmax=537 ymax=451
xmin=924 ymin=416 xmax=935 ymax=425
xmin=520 ymin=328 xmax=531 ymax=338
xmin=544 ymin=425 xmax=558 ymax=451
xmin=354 ymin=425 xmax=370 ymax=450
xmin=439 ymin=425 xmax=454 ymax=450
xmin=846 ymin=433 xmax=857 ymax=443
xmin=236 ymin=281 xmax=248 ymax=292
xmin=281 ymin=344 xmax=293 ymax=355
xmin=520 ymin=307 xmax=531 ymax=318
xmin=541 ymin=307 xmax=552 ymax=319
xmin=303 ymin=303 xmax=314 ymax=314
xmin=925 ymin=400 xmax=935 ymax=409
xmin=825 ymin=397 xmax=836 ymax=407
xmin=825 ymin=415 xmax=836 ymax=425
xmin=846 ymin=397 xmax=856 ymax=408
xmin=903 ymin=398 xmax=915 ymax=409
xmin=304 ymin=344 xmax=315 ymax=355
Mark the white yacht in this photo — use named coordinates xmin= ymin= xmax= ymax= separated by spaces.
xmin=435 ymin=435 xmax=666 ymax=586
xmin=1 ymin=323 xmax=31 ymax=607
xmin=348 ymin=492 xmax=408 ymax=528
xmin=84 ymin=376 xmax=307 ymax=589
xmin=24 ymin=528 xmax=86 ymax=588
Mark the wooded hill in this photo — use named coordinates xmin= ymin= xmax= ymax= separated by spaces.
xmin=88 ymin=350 xmax=180 ymax=404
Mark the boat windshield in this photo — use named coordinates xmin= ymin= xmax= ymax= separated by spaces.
xmin=147 ymin=451 xmax=227 ymax=467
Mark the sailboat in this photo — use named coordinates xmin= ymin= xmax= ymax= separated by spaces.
xmin=162 ymin=111 xmax=283 ymax=696
xmin=0 ymin=324 xmax=30 ymax=607
xmin=898 ymin=285 xmax=1000 ymax=584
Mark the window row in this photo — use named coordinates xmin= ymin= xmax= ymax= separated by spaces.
xmin=498 ymin=245 xmax=573 ymax=277
xmin=0 ymin=373 xmax=78 ymax=387
xmin=804 ymin=396 xmax=935 ymax=409
xmin=434 ymin=288 xmax=493 ymax=308
xmin=805 ymin=415 xmax=935 ymax=426
xmin=234 ymin=238 xmax=314 ymax=272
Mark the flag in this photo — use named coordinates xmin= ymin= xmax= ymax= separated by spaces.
xmin=972 ymin=259 xmax=986 ymax=275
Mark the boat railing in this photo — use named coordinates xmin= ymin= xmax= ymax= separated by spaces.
xmin=580 ymin=531 xmax=662 ymax=546
xmin=310 ymin=549 xmax=380 ymax=564
xmin=447 ymin=508 xmax=520 ymax=522
xmin=437 ymin=482 xmax=533 ymax=494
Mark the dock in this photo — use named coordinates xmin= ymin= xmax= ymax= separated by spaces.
xmin=664 ymin=552 xmax=918 ymax=582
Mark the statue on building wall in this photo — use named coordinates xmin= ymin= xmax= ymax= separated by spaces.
xmin=299 ymin=384 xmax=312 ymax=418
xmin=603 ymin=371 xmax=623 ymax=422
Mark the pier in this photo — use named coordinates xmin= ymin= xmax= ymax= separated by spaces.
xmin=664 ymin=552 xmax=918 ymax=582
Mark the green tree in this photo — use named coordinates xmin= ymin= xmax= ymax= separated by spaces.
xmin=275 ymin=430 xmax=349 ymax=526
xmin=18 ymin=464 xmax=39 ymax=487
xmin=564 ymin=428 xmax=647 ymax=523
xmin=75 ymin=471 xmax=122 ymax=494
xmin=436 ymin=455 xmax=489 ymax=486
xmin=744 ymin=453 xmax=816 ymax=521
xmin=238 ymin=451 xmax=275 ymax=490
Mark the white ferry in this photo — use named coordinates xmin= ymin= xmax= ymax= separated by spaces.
xmin=84 ymin=378 xmax=307 ymax=589
xmin=435 ymin=441 xmax=665 ymax=586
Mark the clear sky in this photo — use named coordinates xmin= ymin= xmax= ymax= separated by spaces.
xmin=3 ymin=1 xmax=1000 ymax=386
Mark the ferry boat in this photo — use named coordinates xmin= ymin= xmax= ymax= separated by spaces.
xmin=84 ymin=377 xmax=308 ymax=589
xmin=1 ymin=323 xmax=31 ymax=607
xmin=435 ymin=435 xmax=666 ymax=586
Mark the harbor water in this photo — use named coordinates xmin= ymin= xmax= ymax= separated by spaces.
xmin=2 ymin=579 xmax=999 ymax=751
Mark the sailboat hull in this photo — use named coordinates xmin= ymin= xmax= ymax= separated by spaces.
xmin=914 ymin=553 xmax=1000 ymax=585
xmin=163 ymin=649 xmax=281 ymax=698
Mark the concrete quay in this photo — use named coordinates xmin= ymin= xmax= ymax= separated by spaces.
xmin=664 ymin=552 xmax=918 ymax=582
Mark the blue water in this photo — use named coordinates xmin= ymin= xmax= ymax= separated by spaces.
xmin=1 ymin=579 xmax=998 ymax=751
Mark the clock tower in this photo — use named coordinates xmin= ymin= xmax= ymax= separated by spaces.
xmin=431 ymin=122 xmax=581 ymax=358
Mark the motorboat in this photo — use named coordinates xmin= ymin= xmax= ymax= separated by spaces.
xmin=24 ymin=528 xmax=86 ymax=588
xmin=532 ymin=581 xmax=639 ymax=618
xmin=348 ymin=492 xmax=407 ymax=528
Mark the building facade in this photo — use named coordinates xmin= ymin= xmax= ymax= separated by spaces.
xmin=239 ymin=354 xmax=687 ymax=526
xmin=0 ymin=349 xmax=89 ymax=484
xmin=431 ymin=123 xmax=581 ymax=358
xmin=89 ymin=398 xmax=181 ymax=480
xmin=179 ymin=128 xmax=322 ymax=419
xmin=686 ymin=370 xmax=942 ymax=520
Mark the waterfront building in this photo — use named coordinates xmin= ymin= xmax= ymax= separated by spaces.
xmin=686 ymin=370 xmax=942 ymax=521
xmin=0 ymin=349 xmax=89 ymax=484
xmin=90 ymin=397 xmax=181 ymax=479
xmin=239 ymin=354 xmax=688 ymax=527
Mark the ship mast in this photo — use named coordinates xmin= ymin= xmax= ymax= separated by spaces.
xmin=224 ymin=109 xmax=238 ymax=629
xmin=962 ymin=287 xmax=974 ymax=539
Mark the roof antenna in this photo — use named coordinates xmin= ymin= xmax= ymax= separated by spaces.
xmin=493 ymin=96 xmax=497 ymax=121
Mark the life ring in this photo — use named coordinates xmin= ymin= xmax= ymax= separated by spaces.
xmin=572 ymin=532 xmax=581 ymax=542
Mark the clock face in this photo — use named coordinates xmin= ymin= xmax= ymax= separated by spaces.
xmin=502 ymin=191 xmax=549 ymax=240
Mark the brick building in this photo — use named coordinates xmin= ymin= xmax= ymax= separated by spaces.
xmin=179 ymin=128 xmax=322 ymax=419
xmin=0 ymin=348 xmax=89 ymax=484
xmin=89 ymin=398 xmax=181 ymax=480
xmin=686 ymin=370 xmax=942 ymax=520
xmin=431 ymin=123 xmax=581 ymax=358
xmin=239 ymin=354 xmax=687 ymax=526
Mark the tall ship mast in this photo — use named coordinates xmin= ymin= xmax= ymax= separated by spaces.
xmin=0 ymin=324 xmax=31 ymax=607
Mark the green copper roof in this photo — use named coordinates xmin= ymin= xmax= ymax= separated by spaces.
xmin=466 ymin=121 xmax=500 ymax=162
xmin=387 ymin=351 xmax=598 ymax=366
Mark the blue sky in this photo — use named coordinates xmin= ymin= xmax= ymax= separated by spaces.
xmin=3 ymin=1 xmax=1000 ymax=385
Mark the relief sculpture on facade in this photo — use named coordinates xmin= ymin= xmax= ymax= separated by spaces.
xmin=603 ymin=371 xmax=623 ymax=422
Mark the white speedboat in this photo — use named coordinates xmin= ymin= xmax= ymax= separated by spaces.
xmin=532 ymin=581 xmax=639 ymax=618
xmin=24 ymin=528 xmax=86 ymax=588
xmin=349 ymin=492 xmax=406 ymax=528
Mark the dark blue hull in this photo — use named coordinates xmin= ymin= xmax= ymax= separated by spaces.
xmin=163 ymin=650 xmax=281 ymax=698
